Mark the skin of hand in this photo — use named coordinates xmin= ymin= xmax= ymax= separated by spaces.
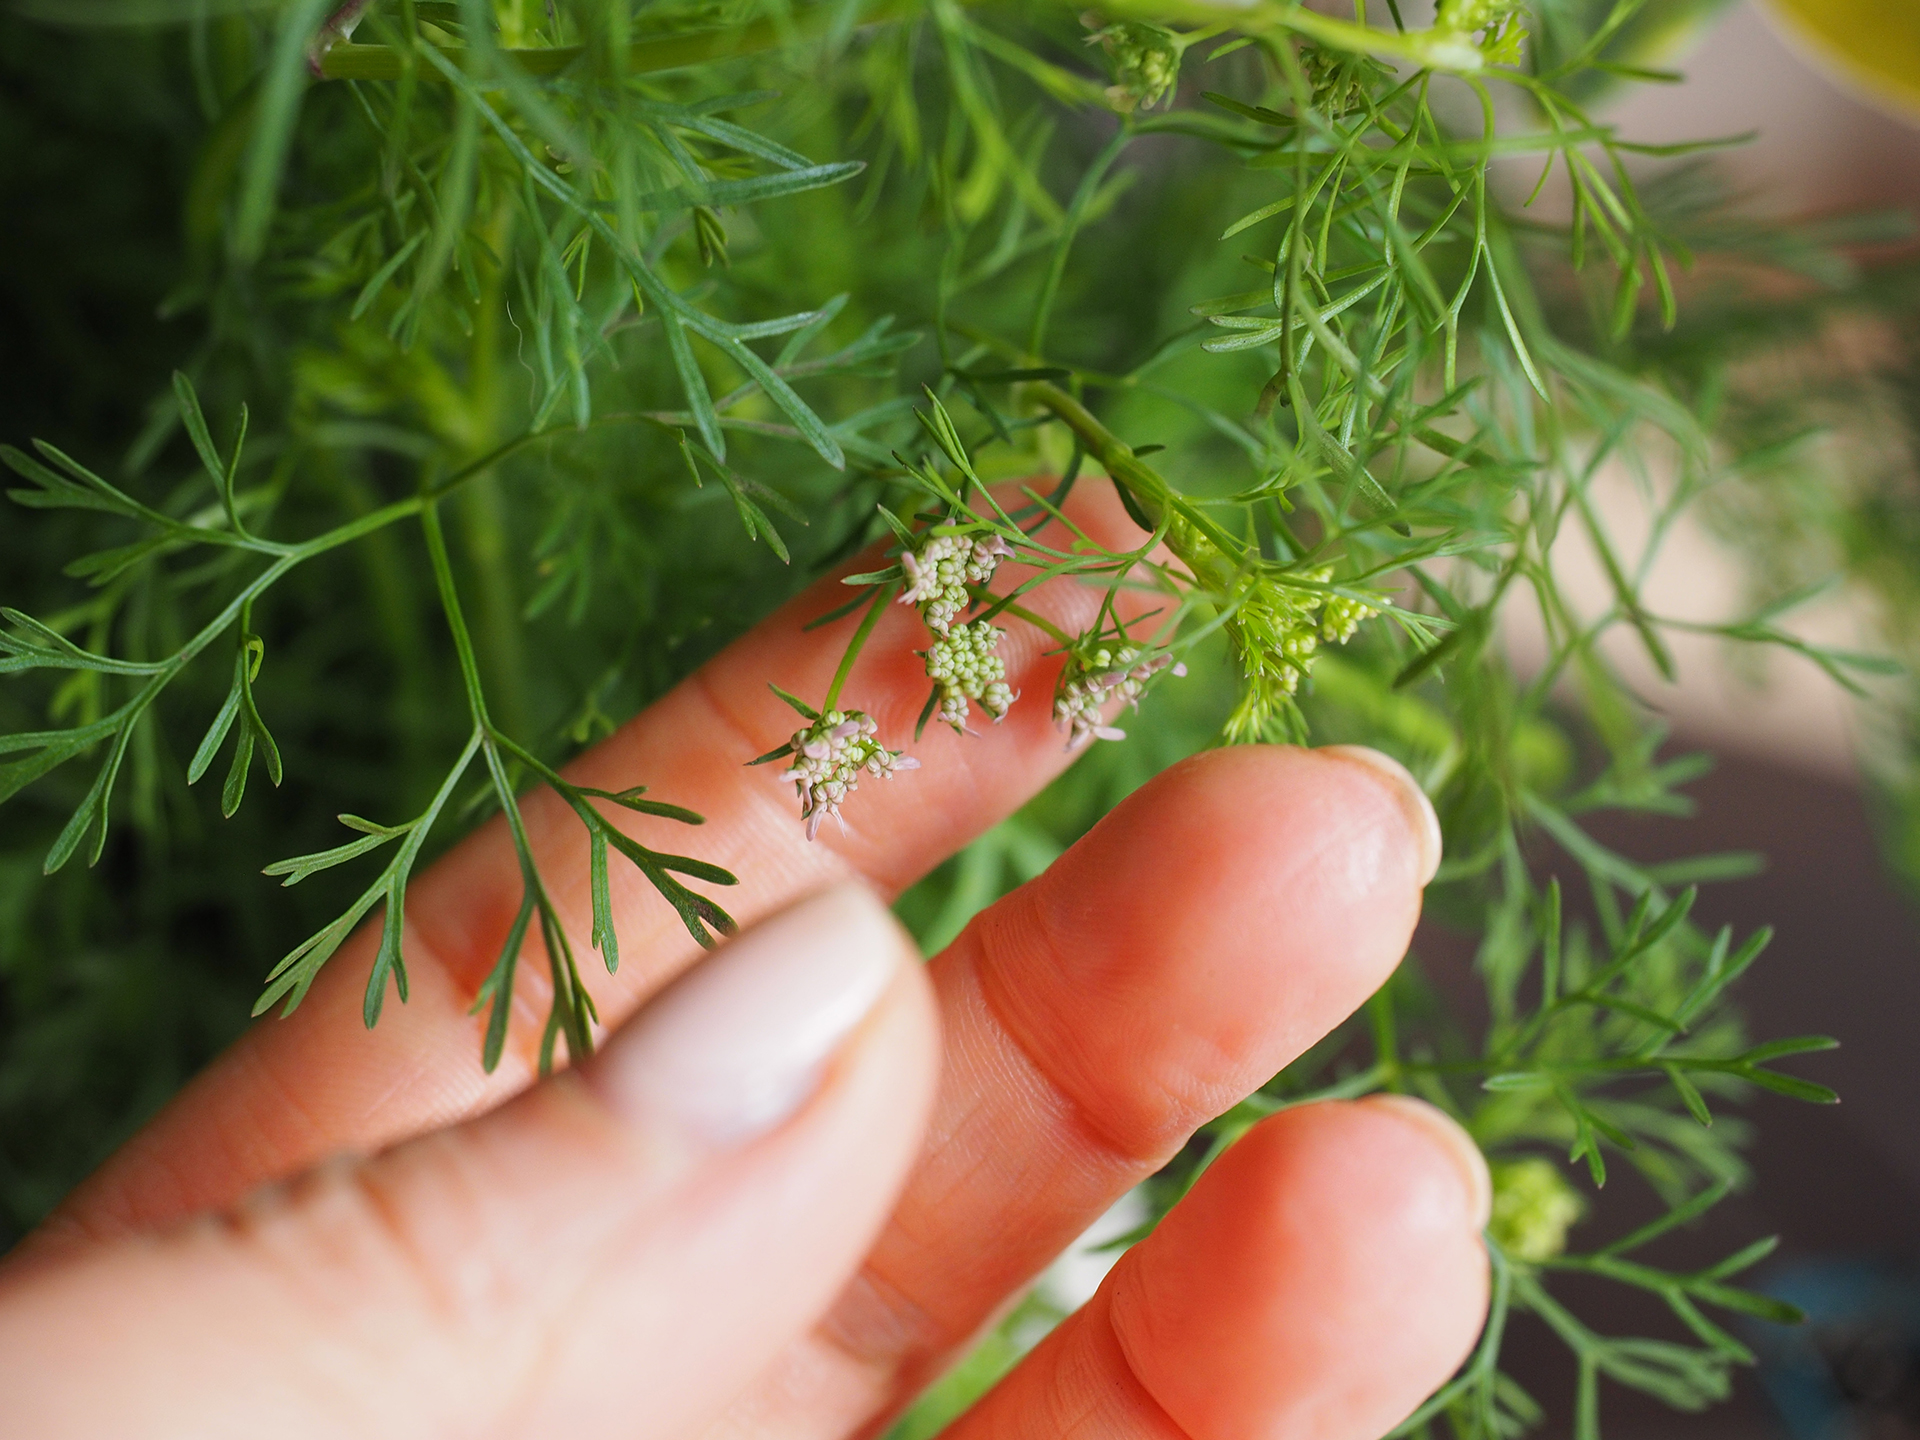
xmin=0 ymin=487 xmax=1491 ymax=1439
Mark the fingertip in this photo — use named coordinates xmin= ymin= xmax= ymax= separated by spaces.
xmin=1021 ymin=741 xmax=1428 ymax=971
xmin=1354 ymin=1093 xmax=1493 ymax=1232
xmin=1316 ymin=745 xmax=1443 ymax=887
xmin=1109 ymin=1100 xmax=1489 ymax=1440
xmin=968 ymin=745 xmax=1431 ymax=1154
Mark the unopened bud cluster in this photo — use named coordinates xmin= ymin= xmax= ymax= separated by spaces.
xmin=1300 ymin=43 xmax=1368 ymax=117
xmin=898 ymin=532 xmax=1013 ymax=635
xmin=1223 ymin=569 xmax=1381 ymax=742
xmin=1233 ymin=594 xmax=1320 ymax=701
xmin=1487 ymin=1157 xmax=1586 ymax=1263
xmin=925 ymin=620 xmax=1015 ymax=732
xmin=1251 ymin=568 xmax=1381 ymax=688
xmin=781 ymin=710 xmax=917 ymax=840
xmin=1054 ymin=642 xmax=1184 ymax=750
xmin=1086 ymin=19 xmax=1181 ymax=111
xmin=1322 ymin=592 xmax=1379 ymax=643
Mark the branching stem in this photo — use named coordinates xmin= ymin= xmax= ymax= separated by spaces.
xmin=823 ymin=582 xmax=896 ymax=712
xmin=1024 ymin=381 xmax=1243 ymax=577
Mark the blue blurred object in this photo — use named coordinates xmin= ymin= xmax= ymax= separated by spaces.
xmin=1751 ymin=1259 xmax=1920 ymax=1440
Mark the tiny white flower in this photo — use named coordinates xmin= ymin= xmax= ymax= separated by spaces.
xmin=896 ymin=532 xmax=1015 ymax=635
xmin=1052 ymin=641 xmax=1182 ymax=750
xmin=778 ymin=709 xmax=914 ymax=839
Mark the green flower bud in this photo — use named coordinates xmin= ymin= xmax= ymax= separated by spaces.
xmin=1087 ymin=20 xmax=1182 ymax=112
xmin=925 ymin=621 xmax=1014 ymax=732
xmin=1488 ymin=1157 xmax=1587 ymax=1263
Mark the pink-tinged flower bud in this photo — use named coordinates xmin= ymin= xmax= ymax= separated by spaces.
xmin=897 ymin=550 xmax=935 ymax=609
xmin=777 ymin=708 xmax=915 ymax=839
xmin=1052 ymin=637 xmax=1185 ymax=749
xmin=897 ymin=530 xmax=1017 ymax=635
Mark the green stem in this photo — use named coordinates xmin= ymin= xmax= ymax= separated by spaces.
xmin=153 ymin=497 xmax=424 ymax=689
xmin=1245 ymin=1063 xmax=1390 ymax=1115
xmin=423 ymin=412 xmax=668 ymax=500
xmin=29 ymin=439 xmax=539 ymax=794
xmin=1024 ymin=381 xmax=1243 ymax=574
xmin=22 ymin=410 xmax=647 ymax=786
xmin=14 ymin=494 xmax=427 ymax=835
xmin=822 ymin=582 xmax=896 ymax=712
xmin=971 ymin=588 xmax=1073 ymax=646
xmin=1368 ymin=985 xmax=1401 ymax=1087
xmin=420 ymin=502 xmax=491 ymax=729
xmin=424 ymin=498 xmax=595 ymax=1064
xmin=317 ymin=451 xmax=437 ymax=803
xmin=455 ymin=198 xmax=531 ymax=741
xmin=1100 ymin=0 xmax=1482 ymax=71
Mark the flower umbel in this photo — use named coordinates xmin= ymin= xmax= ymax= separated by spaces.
xmin=1090 ymin=19 xmax=1175 ymax=112
xmin=898 ymin=532 xmax=1014 ymax=636
xmin=1299 ymin=42 xmax=1392 ymax=117
xmin=924 ymin=620 xmax=1016 ymax=732
xmin=1322 ymin=590 xmax=1380 ymax=643
xmin=1223 ymin=569 xmax=1380 ymax=743
xmin=780 ymin=710 xmax=917 ymax=841
xmin=1086 ymin=19 xmax=1182 ymax=112
xmin=1053 ymin=640 xmax=1184 ymax=750
xmin=1487 ymin=1157 xmax=1587 ymax=1263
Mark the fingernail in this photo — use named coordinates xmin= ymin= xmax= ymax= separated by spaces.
xmin=1359 ymin=1094 xmax=1493 ymax=1232
xmin=1320 ymin=745 xmax=1443 ymax=887
xmin=586 ymin=884 xmax=907 ymax=1147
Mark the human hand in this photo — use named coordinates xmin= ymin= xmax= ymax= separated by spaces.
xmin=0 ymin=489 xmax=1489 ymax=1438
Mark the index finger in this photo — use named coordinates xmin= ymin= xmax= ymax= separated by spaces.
xmin=32 ymin=486 xmax=1153 ymax=1252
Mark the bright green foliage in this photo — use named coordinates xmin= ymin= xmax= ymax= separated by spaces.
xmin=0 ymin=1 xmax=1891 ymax=1435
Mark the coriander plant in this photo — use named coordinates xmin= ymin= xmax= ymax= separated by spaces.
xmin=0 ymin=1 xmax=1888 ymax=1436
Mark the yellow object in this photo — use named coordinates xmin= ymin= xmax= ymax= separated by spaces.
xmin=1761 ymin=0 xmax=1920 ymax=122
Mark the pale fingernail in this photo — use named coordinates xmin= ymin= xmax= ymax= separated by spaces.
xmin=1320 ymin=745 xmax=1443 ymax=887
xmin=586 ymin=884 xmax=907 ymax=1147
xmin=1359 ymin=1094 xmax=1493 ymax=1232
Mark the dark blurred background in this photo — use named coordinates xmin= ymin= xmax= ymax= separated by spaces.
xmin=1419 ymin=755 xmax=1920 ymax=1439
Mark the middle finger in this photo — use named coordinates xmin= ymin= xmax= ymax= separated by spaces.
xmin=709 ymin=741 xmax=1440 ymax=1440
